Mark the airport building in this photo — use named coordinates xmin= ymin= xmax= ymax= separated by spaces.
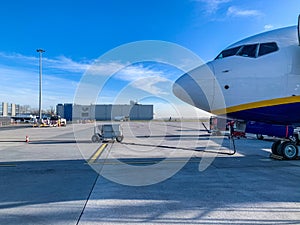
xmin=56 ymin=102 xmax=153 ymax=121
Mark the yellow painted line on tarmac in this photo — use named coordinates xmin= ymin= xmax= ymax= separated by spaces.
xmin=88 ymin=143 xmax=108 ymax=164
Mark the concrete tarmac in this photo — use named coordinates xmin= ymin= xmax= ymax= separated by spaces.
xmin=0 ymin=124 xmax=98 ymax=225
xmin=0 ymin=121 xmax=300 ymax=224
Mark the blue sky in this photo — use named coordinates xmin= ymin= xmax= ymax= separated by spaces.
xmin=0 ymin=0 xmax=299 ymax=117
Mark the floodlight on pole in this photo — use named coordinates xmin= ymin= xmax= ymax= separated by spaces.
xmin=36 ymin=49 xmax=45 ymax=124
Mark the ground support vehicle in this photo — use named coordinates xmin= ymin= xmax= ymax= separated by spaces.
xmin=91 ymin=124 xmax=124 ymax=143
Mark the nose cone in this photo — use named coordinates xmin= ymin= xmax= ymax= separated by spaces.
xmin=173 ymin=62 xmax=224 ymax=113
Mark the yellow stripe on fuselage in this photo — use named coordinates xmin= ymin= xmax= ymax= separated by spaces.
xmin=211 ymin=96 xmax=300 ymax=115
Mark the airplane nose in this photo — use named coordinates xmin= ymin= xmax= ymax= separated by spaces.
xmin=173 ymin=62 xmax=224 ymax=113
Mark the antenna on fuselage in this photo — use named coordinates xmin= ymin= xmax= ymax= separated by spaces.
xmin=298 ymin=15 xmax=300 ymax=45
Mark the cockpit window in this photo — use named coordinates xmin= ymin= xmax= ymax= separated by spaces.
xmin=215 ymin=46 xmax=242 ymax=59
xmin=215 ymin=42 xmax=279 ymax=60
xmin=237 ymin=44 xmax=258 ymax=58
xmin=258 ymin=42 xmax=278 ymax=56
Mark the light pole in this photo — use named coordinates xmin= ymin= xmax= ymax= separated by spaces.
xmin=36 ymin=49 xmax=45 ymax=124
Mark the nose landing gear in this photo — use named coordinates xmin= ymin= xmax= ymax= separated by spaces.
xmin=271 ymin=140 xmax=299 ymax=160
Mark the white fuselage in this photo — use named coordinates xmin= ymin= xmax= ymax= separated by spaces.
xmin=173 ymin=26 xmax=300 ymax=125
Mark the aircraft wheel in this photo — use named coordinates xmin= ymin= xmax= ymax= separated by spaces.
xmin=281 ymin=141 xmax=298 ymax=160
xmin=116 ymin=135 xmax=124 ymax=142
xmin=271 ymin=140 xmax=281 ymax=155
xmin=91 ymin=134 xmax=100 ymax=143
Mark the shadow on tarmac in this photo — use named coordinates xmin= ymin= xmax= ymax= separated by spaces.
xmin=0 ymin=159 xmax=98 ymax=224
xmin=82 ymin=153 xmax=300 ymax=224
xmin=0 ymin=159 xmax=97 ymax=209
xmin=135 ymin=134 xmax=210 ymax=139
xmin=28 ymin=140 xmax=92 ymax=144
xmin=1 ymin=139 xmax=300 ymax=224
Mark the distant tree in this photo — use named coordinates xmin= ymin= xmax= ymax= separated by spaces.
xmin=45 ymin=106 xmax=55 ymax=115
xmin=19 ymin=105 xmax=31 ymax=114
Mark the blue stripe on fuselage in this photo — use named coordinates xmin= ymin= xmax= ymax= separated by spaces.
xmin=227 ymin=102 xmax=300 ymax=125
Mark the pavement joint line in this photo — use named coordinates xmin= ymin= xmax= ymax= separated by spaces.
xmin=88 ymin=143 xmax=108 ymax=164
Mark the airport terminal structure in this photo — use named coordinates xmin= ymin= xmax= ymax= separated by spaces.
xmin=0 ymin=102 xmax=18 ymax=125
xmin=56 ymin=102 xmax=154 ymax=121
xmin=0 ymin=102 xmax=18 ymax=117
xmin=0 ymin=101 xmax=153 ymax=123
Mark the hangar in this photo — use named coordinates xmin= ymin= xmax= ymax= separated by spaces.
xmin=57 ymin=102 xmax=153 ymax=121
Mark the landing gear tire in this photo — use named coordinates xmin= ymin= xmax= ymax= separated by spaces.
xmin=281 ymin=141 xmax=298 ymax=160
xmin=271 ymin=140 xmax=282 ymax=155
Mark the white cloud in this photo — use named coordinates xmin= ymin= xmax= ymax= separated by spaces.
xmin=197 ymin=0 xmax=232 ymax=14
xmin=112 ymin=64 xmax=179 ymax=95
xmin=0 ymin=52 xmax=90 ymax=74
xmin=227 ymin=6 xmax=263 ymax=17
xmin=264 ymin=24 xmax=274 ymax=30
xmin=87 ymin=61 xmax=126 ymax=76
xmin=0 ymin=51 xmax=186 ymax=111
xmin=131 ymin=76 xmax=170 ymax=95
xmin=0 ymin=51 xmax=88 ymax=108
xmin=0 ymin=52 xmax=37 ymax=65
xmin=45 ymin=56 xmax=90 ymax=73
xmin=115 ymin=64 xmax=164 ymax=82
xmin=0 ymin=63 xmax=77 ymax=108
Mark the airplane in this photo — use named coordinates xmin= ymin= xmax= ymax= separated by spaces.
xmin=173 ymin=16 xmax=300 ymax=160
